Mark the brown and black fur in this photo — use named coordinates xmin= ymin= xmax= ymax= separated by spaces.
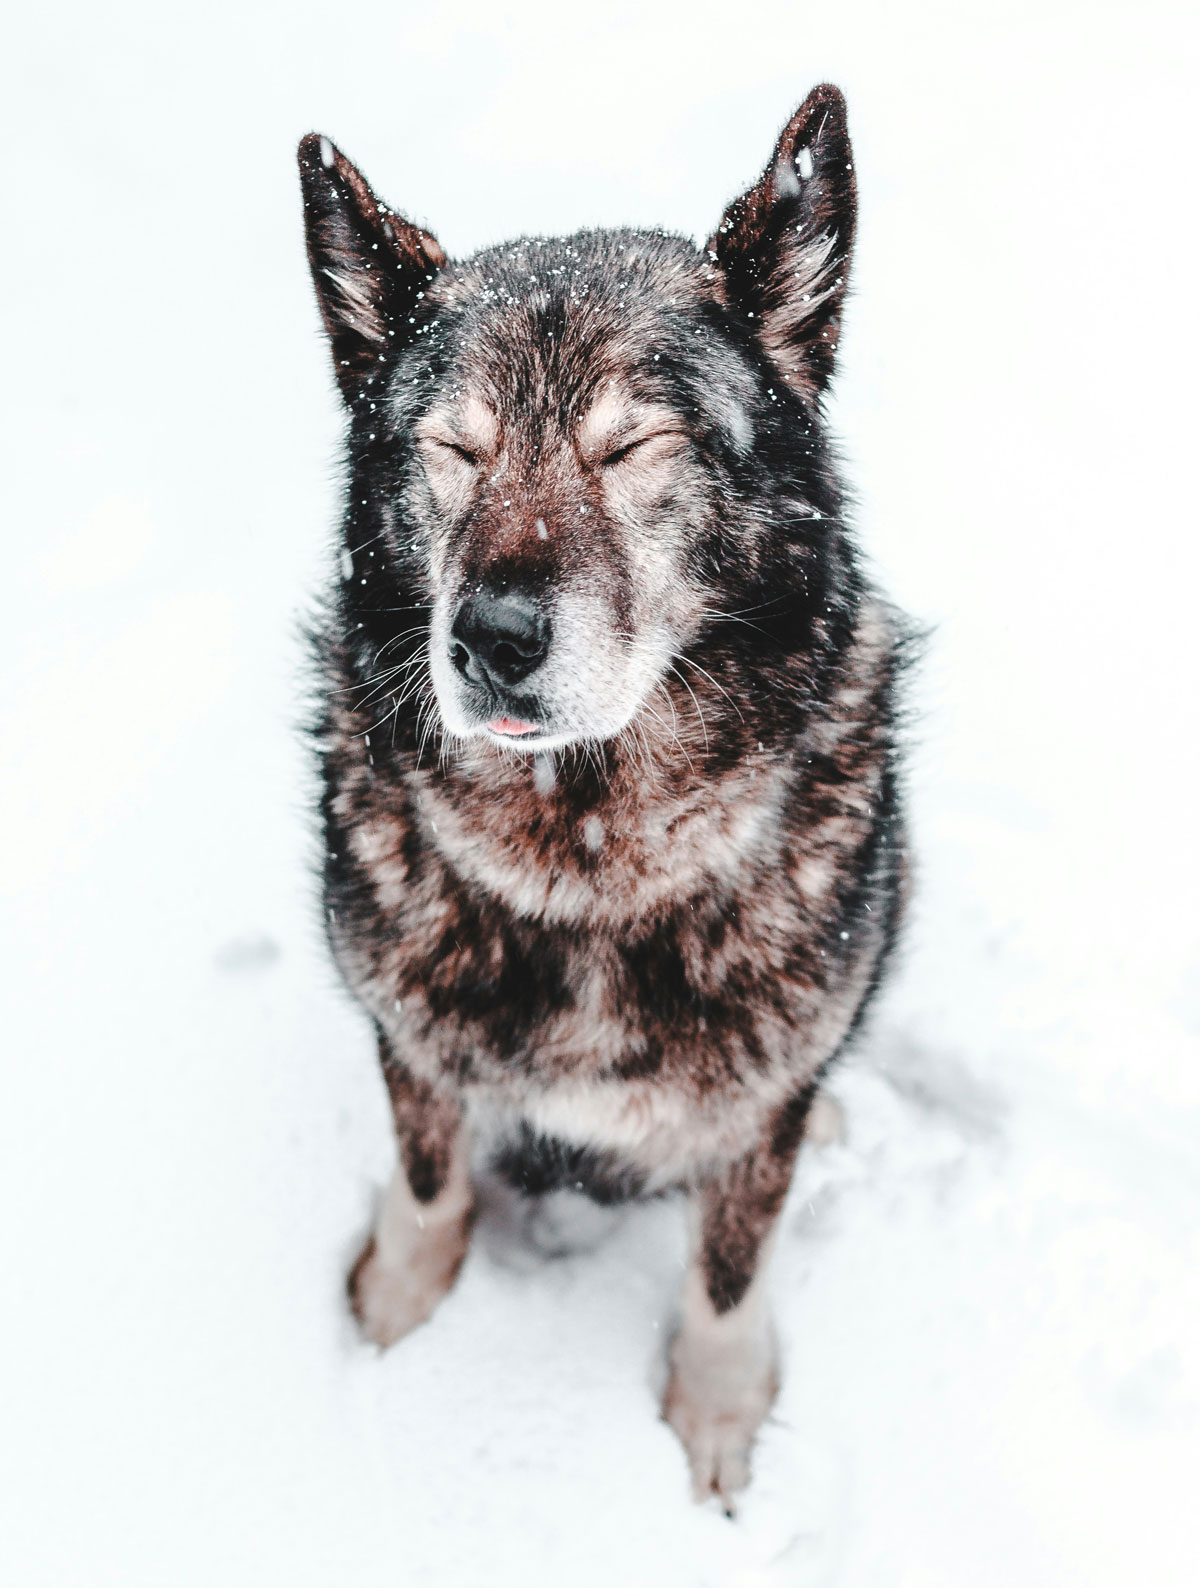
xmin=299 ymin=85 xmax=910 ymax=1505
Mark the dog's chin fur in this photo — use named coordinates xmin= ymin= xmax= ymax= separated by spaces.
xmin=427 ymin=663 xmax=653 ymax=756
xmin=299 ymin=82 xmax=911 ymax=1507
xmin=432 ymin=658 xmax=673 ymax=756
xmin=476 ymin=726 xmax=623 ymax=755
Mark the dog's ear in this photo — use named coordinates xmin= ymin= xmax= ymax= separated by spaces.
xmin=298 ymin=134 xmax=447 ymax=404
xmin=708 ymin=85 xmax=856 ymax=398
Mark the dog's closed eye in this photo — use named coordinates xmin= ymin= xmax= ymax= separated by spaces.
xmin=431 ymin=440 xmax=480 ymax=467
xmin=416 ymin=399 xmax=497 ymax=481
xmin=416 ymin=434 xmax=485 ymax=509
xmin=600 ymin=431 xmax=685 ymax=469
xmin=417 ymin=438 xmax=484 ymax=498
xmin=417 ymin=435 xmax=480 ymax=465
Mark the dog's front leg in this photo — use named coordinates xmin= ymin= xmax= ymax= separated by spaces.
xmin=663 ymin=1088 xmax=814 ymax=1507
xmin=348 ymin=1036 xmax=473 ymax=1347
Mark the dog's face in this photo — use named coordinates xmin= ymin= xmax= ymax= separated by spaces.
xmin=409 ymin=239 xmax=743 ymax=753
xmin=300 ymin=88 xmax=856 ymax=755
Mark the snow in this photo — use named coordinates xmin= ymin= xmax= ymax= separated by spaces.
xmin=3 ymin=2 xmax=1199 ymax=1584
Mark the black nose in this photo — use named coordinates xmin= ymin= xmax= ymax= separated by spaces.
xmin=451 ymin=586 xmax=551 ymax=689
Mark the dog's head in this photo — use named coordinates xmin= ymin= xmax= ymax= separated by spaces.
xmin=300 ymin=87 xmax=856 ymax=756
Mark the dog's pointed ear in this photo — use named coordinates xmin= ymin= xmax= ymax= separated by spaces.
xmin=298 ymin=133 xmax=447 ymax=404
xmin=707 ymin=85 xmax=856 ymax=398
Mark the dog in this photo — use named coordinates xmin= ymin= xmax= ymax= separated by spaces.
xmin=298 ymin=82 xmax=909 ymax=1506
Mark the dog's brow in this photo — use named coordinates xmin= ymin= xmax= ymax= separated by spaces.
xmin=417 ymin=394 xmax=499 ymax=453
xmin=576 ymin=388 xmax=677 ymax=457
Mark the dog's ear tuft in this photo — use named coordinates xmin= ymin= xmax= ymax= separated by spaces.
xmin=707 ymin=85 xmax=856 ymax=398
xmin=298 ymin=134 xmax=447 ymax=404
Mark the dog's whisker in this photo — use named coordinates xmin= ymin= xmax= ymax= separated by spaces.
xmin=334 ymin=663 xmax=408 ymax=696
xmin=644 ymin=682 xmax=695 ymax=776
xmin=354 ymin=655 xmax=429 ymax=711
xmin=345 ymin=527 xmax=401 ymax=557
xmin=415 ymin=687 xmax=441 ymax=769
xmin=368 ymin=623 xmax=432 ymax=668
xmin=368 ymin=694 xmax=405 ymax=740
xmin=354 ymin=601 xmax=434 ymax=616
xmin=349 ymin=668 xmax=417 ymax=711
xmin=665 ymin=662 xmax=712 ymax=752
xmin=674 ymin=653 xmax=744 ymax=723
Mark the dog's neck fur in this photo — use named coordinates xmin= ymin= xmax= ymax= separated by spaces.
xmin=408 ymin=737 xmax=796 ymax=930
xmin=325 ymin=584 xmax=888 ymax=938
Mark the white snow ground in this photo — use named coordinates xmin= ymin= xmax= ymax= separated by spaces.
xmin=3 ymin=3 xmax=1199 ymax=1584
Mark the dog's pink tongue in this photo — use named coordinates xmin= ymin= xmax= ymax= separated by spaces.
xmin=489 ymin=716 xmax=539 ymax=736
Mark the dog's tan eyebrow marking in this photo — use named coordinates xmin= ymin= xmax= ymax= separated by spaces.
xmin=576 ymin=386 xmax=681 ymax=461
xmin=576 ymin=386 xmax=634 ymax=453
xmin=416 ymin=394 xmax=499 ymax=456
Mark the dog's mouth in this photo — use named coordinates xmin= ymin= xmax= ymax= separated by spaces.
xmin=481 ymin=711 xmax=589 ymax=753
xmin=475 ymin=704 xmax=585 ymax=754
xmin=487 ymin=715 xmax=542 ymax=740
xmin=438 ymin=663 xmax=571 ymax=750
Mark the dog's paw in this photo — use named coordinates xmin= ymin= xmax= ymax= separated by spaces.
xmin=346 ymin=1238 xmax=438 ymax=1346
xmin=662 ymin=1337 xmax=779 ymax=1511
xmin=347 ymin=1209 xmax=470 ymax=1348
xmin=348 ymin=1228 xmax=469 ymax=1347
xmin=349 ymin=1156 xmax=474 ymax=1348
